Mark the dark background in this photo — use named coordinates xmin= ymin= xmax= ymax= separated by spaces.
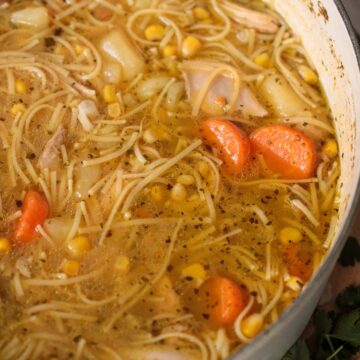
xmin=342 ymin=0 xmax=360 ymax=37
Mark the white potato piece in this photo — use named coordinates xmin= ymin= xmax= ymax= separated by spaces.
xmin=259 ymin=71 xmax=309 ymax=117
xmin=44 ymin=218 xmax=72 ymax=243
xmin=75 ymin=165 xmax=101 ymax=200
xmin=102 ymin=61 xmax=123 ymax=84
xmin=100 ymin=29 xmax=145 ymax=81
xmin=137 ymin=76 xmax=171 ymax=101
xmin=181 ymin=61 xmax=268 ymax=117
xmin=11 ymin=6 xmax=49 ymax=30
xmin=166 ymin=81 xmax=185 ymax=110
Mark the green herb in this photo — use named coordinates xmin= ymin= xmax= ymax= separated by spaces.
xmin=282 ymin=286 xmax=360 ymax=360
xmin=338 ymin=236 xmax=360 ymax=267
xmin=336 ymin=286 xmax=360 ymax=311
xmin=282 ymin=340 xmax=311 ymax=360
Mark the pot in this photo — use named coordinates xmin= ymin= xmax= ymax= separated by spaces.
xmin=231 ymin=1 xmax=360 ymax=359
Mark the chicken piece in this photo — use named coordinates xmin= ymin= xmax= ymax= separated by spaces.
xmin=38 ymin=125 xmax=66 ymax=170
xmin=219 ymin=0 xmax=280 ymax=34
xmin=181 ymin=61 xmax=268 ymax=117
xmin=153 ymin=275 xmax=182 ymax=314
xmin=77 ymin=99 xmax=99 ymax=132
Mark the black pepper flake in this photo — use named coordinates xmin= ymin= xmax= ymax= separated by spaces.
xmin=202 ymin=313 xmax=210 ymax=320
xmin=166 ymin=265 xmax=173 ymax=272
xmin=16 ymin=200 xmax=23 ymax=208
xmin=44 ymin=37 xmax=56 ymax=47
xmin=54 ymin=28 xmax=63 ymax=36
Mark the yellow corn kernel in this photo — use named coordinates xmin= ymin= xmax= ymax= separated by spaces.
xmin=171 ymin=183 xmax=187 ymax=201
xmin=114 ymin=255 xmax=130 ymax=273
xmin=74 ymin=44 xmax=84 ymax=55
xmin=298 ymin=65 xmax=318 ymax=85
xmin=197 ymin=161 xmax=210 ymax=178
xmin=181 ymin=263 xmax=207 ymax=286
xmin=182 ymin=36 xmax=202 ymax=58
xmin=15 ymin=79 xmax=27 ymax=94
xmin=322 ymin=138 xmax=338 ymax=159
xmin=177 ymin=174 xmax=195 ymax=186
xmin=11 ymin=103 xmax=26 ymax=115
xmin=279 ymin=227 xmax=302 ymax=245
xmin=162 ymin=45 xmax=177 ymax=58
xmin=62 ymin=260 xmax=80 ymax=277
xmin=0 ymin=237 xmax=11 ymax=255
xmin=286 ymin=276 xmax=303 ymax=292
xmin=67 ymin=235 xmax=91 ymax=258
xmin=193 ymin=7 xmax=210 ymax=20
xmin=150 ymin=184 xmax=166 ymax=202
xmin=107 ymin=102 xmax=121 ymax=118
xmin=254 ymin=53 xmax=270 ymax=68
xmin=166 ymin=60 xmax=179 ymax=75
xmin=241 ymin=313 xmax=264 ymax=338
xmin=103 ymin=84 xmax=117 ymax=104
xmin=144 ymin=24 xmax=165 ymax=41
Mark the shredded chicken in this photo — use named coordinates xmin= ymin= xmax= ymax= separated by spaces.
xmin=219 ymin=0 xmax=280 ymax=34
xmin=181 ymin=61 xmax=268 ymax=117
xmin=38 ymin=125 xmax=66 ymax=170
xmin=77 ymin=99 xmax=99 ymax=131
xmin=153 ymin=275 xmax=182 ymax=314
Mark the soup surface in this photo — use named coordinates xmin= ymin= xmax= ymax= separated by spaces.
xmin=0 ymin=0 xmax=340 ymax=359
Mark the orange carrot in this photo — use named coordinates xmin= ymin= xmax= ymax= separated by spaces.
xmin=199 ymin=119 xmax=251 ymax=175
xmin=199 ymin=276 xmax=248 ymax=327
xmin=249 ymin=124 xmax=317 ymax=179
xmin=284 ymin=243 xmax=312 ymax=282
xmin=13 ymin=190 xmax=49 ymax=244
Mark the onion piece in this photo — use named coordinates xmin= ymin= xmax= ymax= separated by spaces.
xmin=77 ymin=100 xmax=99 ymax=132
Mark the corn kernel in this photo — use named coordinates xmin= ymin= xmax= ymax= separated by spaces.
xmin=166 ymin=60 xmax=179 ymax=75
xmin=322 ymin=138 xmax=338 ymax=159
xmin=11 ymin=103 xmax=26 ymax=115
xmin=107 ymin=102 xmax=121 ymax=118
xmin=62 ymin=260 xmax=80 ymax=277
xmin=114 ymin=255 xmax=130 ymax=273
xmin=182 ymin=36 xmax=202 ymax=58
xmin=298 ymin=65 xmax=318 ymax=85
xmin=144 ymin=24 xmax=165 ymax=41
xmin=171 ymin=183 xmax=187 ymax=201
xmin=67 ymin=235 xmax=91 ymax=258
xmin=15 ymin=79 xmax=27 ymax=94
xmin=193 ymin=7 xmax=210 ymax=20
xmin=286 ymin=276 xmax=303 ymax=292
xmin=143 ymin=129 xmax=157 ymax=144
xmin=150 ymin=184 xmax=166 ymax=202
xmin=254 ymin=53 xmax=270 ymax=68
xmin=177 ymin=174 xmax=195 ymax=186
xmin=103 ymin=84 xmax=117 ymax=104
xmin=241 ymin=313 xmax=264 ymax=338
xmin=0 ymin=237 xmax=11 ymax=255
xmin=181 ymin=263 xmax=207 ymax=286
xmin=162 ymin=45 xmax=177 ymax=58
xmin=197 ymin=161 xmax=209 ymax=178
xmin=74 ymin=44 xmax=84 ymax=55
xmin=279 ymin=227 xmax=302 ymax=245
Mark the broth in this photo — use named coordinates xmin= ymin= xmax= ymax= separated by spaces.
xmin=0 ymin=0 xmax=339 ymax=359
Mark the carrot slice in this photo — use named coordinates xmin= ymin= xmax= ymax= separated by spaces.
xmin=284 ymin=243 xmax=312 ymax=282
xmin=199 ymin=276 xmax=248 ymax=328
xmin=199 ymin=119 xmax=251 ymax=175
xmin=14 ymin=190 xmax=49 ymax=244
xmin=249 ymin=124 xmax=317 ymax=179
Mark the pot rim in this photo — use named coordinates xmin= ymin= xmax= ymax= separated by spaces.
xmin=230 ymin=1 xmax=360 ymax=358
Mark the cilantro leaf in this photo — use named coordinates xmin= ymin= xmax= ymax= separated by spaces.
xmin=314 ymin=310 xmax=334 ymax=335
xmin=332 ymin=308 xmax=360 ymax=346
xmin=282 ymin=340 xmax=311 ymax=360
xmin=338 ymin=236 xmax=360 ymax=267
xmin=336 ymin=285 xmax=360 ymax=311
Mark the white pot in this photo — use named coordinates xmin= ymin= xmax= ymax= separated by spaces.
xmin=231 ymin=1 xmax=360 ymax=359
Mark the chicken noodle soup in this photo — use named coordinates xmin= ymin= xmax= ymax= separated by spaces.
xmin=0 ymin=0 xmax=339 ymax=359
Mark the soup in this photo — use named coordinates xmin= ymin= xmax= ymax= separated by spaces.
xmin=0 ymin=0 xmax=340 ymax=359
